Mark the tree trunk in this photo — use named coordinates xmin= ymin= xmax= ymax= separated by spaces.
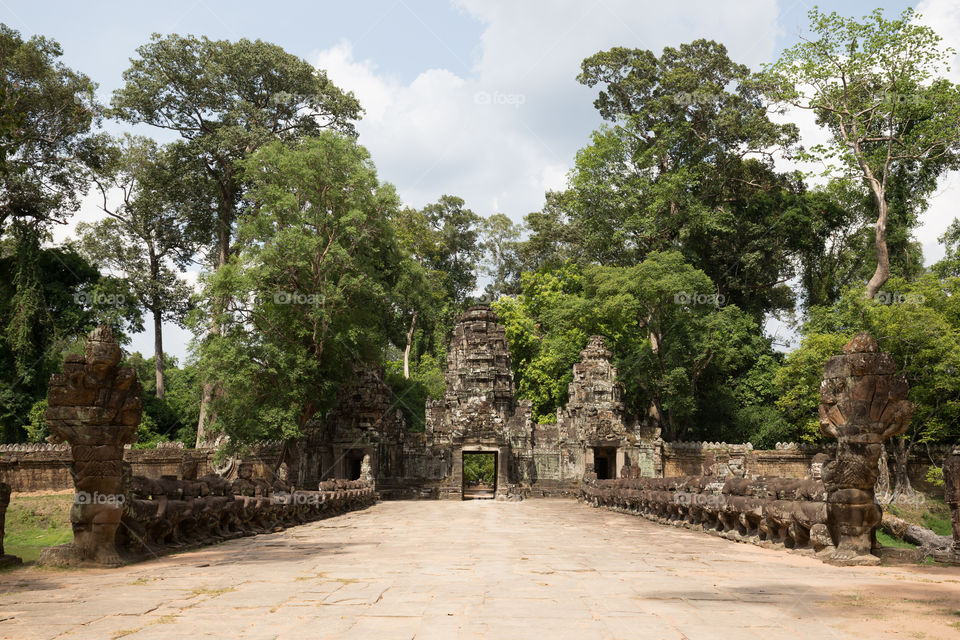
xmin=881 ymin=513 xmax=952 ymax=550
xmin=196 ymin=203 xmax=233 ymax=448
xmin=890 ymin=437 xmax=915 ymax=500
xmin=195 ymin=381 xmax=217 ymax=448
xmin=153 ymin=307 xmax=165 ymax=400
xmin=403 ymin=310 xmax=418 ymax=379
xmin=876 ymin=444 xmax=890 ymax=502
xmin=864 ymin=188 xmax=890 ymax=300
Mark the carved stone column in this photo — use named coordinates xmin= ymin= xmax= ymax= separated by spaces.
xmin=818 ymin=332 xmax=913 ymax=565
xmin=0 ymin=482 xmax=22 ymax=567
xmin=41 ymin=326 xmax=142 ymax=566
xmin=944 ymin=448 xmax=960 ymax=552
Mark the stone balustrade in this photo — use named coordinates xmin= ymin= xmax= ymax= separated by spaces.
xmin=112 ymin=475 xmax=375 ymax=564
xmin=580 ymin=473 xmax=832 ymax=553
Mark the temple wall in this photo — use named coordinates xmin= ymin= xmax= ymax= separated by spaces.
xmin=2 ymin=438 xmax=948 ymax=496
xmin=660 ymin=441 xmax=948 ymax=494
xmin=0 ymin=443 xmax=282 ymax=493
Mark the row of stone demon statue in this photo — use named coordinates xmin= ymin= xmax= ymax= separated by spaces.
xmin=581 ymin=472 xmax=839 ymax=555
xmin=582 ymin=333 xmax=921 ymax=566
xmin=111 ymin=467 xmax=373 ymax=565
xmin=28 ymin=326 xmax=374 ymax=567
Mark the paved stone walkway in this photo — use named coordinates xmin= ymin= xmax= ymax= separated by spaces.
xmin=2 ymin=500 xmax=960 ymax=639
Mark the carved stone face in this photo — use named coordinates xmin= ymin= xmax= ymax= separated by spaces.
xmin=84 ymin=326 xmax=123 ymax=370
xmin=818 ymin=333 xmax=913 ymax=442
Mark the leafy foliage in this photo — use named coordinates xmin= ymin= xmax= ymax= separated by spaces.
xmin=0 ymin=24 xmax=100 ymax=231
xmin=761 ymin=7 xmax=960 ymax=299
xmin=191 ymin=132 xmax=400 ymax=446
xmin=520 ymin=40 xmax=820 ymax=320
xmin=463 ymin=452 xmax=496 ymax=485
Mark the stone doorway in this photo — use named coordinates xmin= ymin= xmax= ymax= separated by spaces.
xmin=593 ymin=447 xmax=617 ymax=480
xmin=462 ymin=451 xmax=497 ymax=500
xmin=346 ymin=449 xmax=365 ymax=480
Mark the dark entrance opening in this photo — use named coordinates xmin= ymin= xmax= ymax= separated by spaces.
xmin=593 ymin=447 xmax=617 ymax=480
xmin=346 ymin=450 xmax=365 ymax=480
xmin=462 ymin=451 xmax=497 ymax=500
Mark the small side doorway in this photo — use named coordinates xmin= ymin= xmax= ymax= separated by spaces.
xmin=345 ymin=449 xmax=365 ymax=480
xmin=462 ymin=451 xmax=497 ymax=499
xmin=593 ymin=447 xmax=617 ymax=480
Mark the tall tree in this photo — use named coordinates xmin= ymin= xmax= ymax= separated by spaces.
xmin=579 ymin=252 xmax=762 ymax=440
xmin=420 ymin=195 xmax=482 ymax=305
xmin=389 ymin=197 xmax=482 ymax=380
xmin=493 ymin=253 xmax=764 ymax=438
xmin=781 ymin=276 xmax=960 ymax=497
xmin=762 ymin=7 xmax=960 ymax=300
xmin=0 ymin=24 xmax=100 ymax=233
xmin=0 ymin=24 xmax=110 ymax=439
xmin=538 ymin=40 xmax=819 ymax=320
xmin=479 ymin=213 xmax=523 ymax=299
xmin=192 ymin=133 xmax=399 ymax=470
xmin=391 ymin=206 xmax=444 ymax=379
xmin=78 ymin=135 xmax=205 ymax=399
xmin=110 ymin=33 xmax=362 ymax=444
xmin=0 ymin=240 xmax=139 ymax=441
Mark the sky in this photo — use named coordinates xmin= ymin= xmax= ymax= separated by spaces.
xmin=2 ymin=0 xmax=958 ymax=359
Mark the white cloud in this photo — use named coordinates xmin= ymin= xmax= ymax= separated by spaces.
xmin=313 ymin=0 xmax=780 ymax=222
xmin=915 ymin=0 xmax=960 ymax=265
xmin=315 ymin=41 xmax=397 ymax=123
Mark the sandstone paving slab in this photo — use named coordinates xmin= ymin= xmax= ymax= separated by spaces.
xmin=333 ymin=614 xmax=420 ymax=639
xmin=476 ymin=615 xmax=604 ymax=640
xmin=469 ymin=596 xmax=593 ymax=620
xmin=365 ymin=590 xmax=434 ymax=617
xmin=321 ymin=580 xmax=392 ymax=606
xmin=0 ymin=623 xmax=76 ymax=640
xmin=420 ymin=595 xmax=473 ymax=617
xmin=2 ymin=499 xmax=960 ymax=639
xmin=601 ymin=614 xmax=686 ymax=640
xmin=51 ymin=612 xmax=182 ymax=640
xmin=673 ymin=622 xmax=768 ymax=640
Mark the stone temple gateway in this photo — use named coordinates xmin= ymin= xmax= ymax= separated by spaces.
xmin=306 ymin=306 xmax=662 ymax=499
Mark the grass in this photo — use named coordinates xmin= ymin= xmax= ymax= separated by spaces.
xmin=3 ymin=492 xmax=74 ymax=563
xmin=878 ymin=530 xmax=916 ymax=549
xmin=112 ymin=615 xmax=176 ymax=638
xmin=887 ymin=495 xmax=953 ymax=535
xmin=882 ymin=494 xmax=955 ymax=555
xmin=920 ymin=512 xmax=953 ymax=537
xmin=188 ymin=586 xmax=236 ymax=597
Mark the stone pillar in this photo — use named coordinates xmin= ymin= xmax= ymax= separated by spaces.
xmin=0 ymin=481 xmax=22 ymax=567
xmin=818 ymin=333 xmax=913 ymax=565
xmin=41 ymin=326 xmax=142 ymax=566
xmin=944 ymin=448 xmax=960 ymax=552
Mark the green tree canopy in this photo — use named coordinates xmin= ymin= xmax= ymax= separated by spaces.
xmin=192 ymin=132 xmax=400 ymax=449
xmin=761 ymin=7 xmax=960 ymax=300
xmin=0 ymin=24 xmax=100 ymax=232
xmin=520 ymin=39 xmax=830 ymax=320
